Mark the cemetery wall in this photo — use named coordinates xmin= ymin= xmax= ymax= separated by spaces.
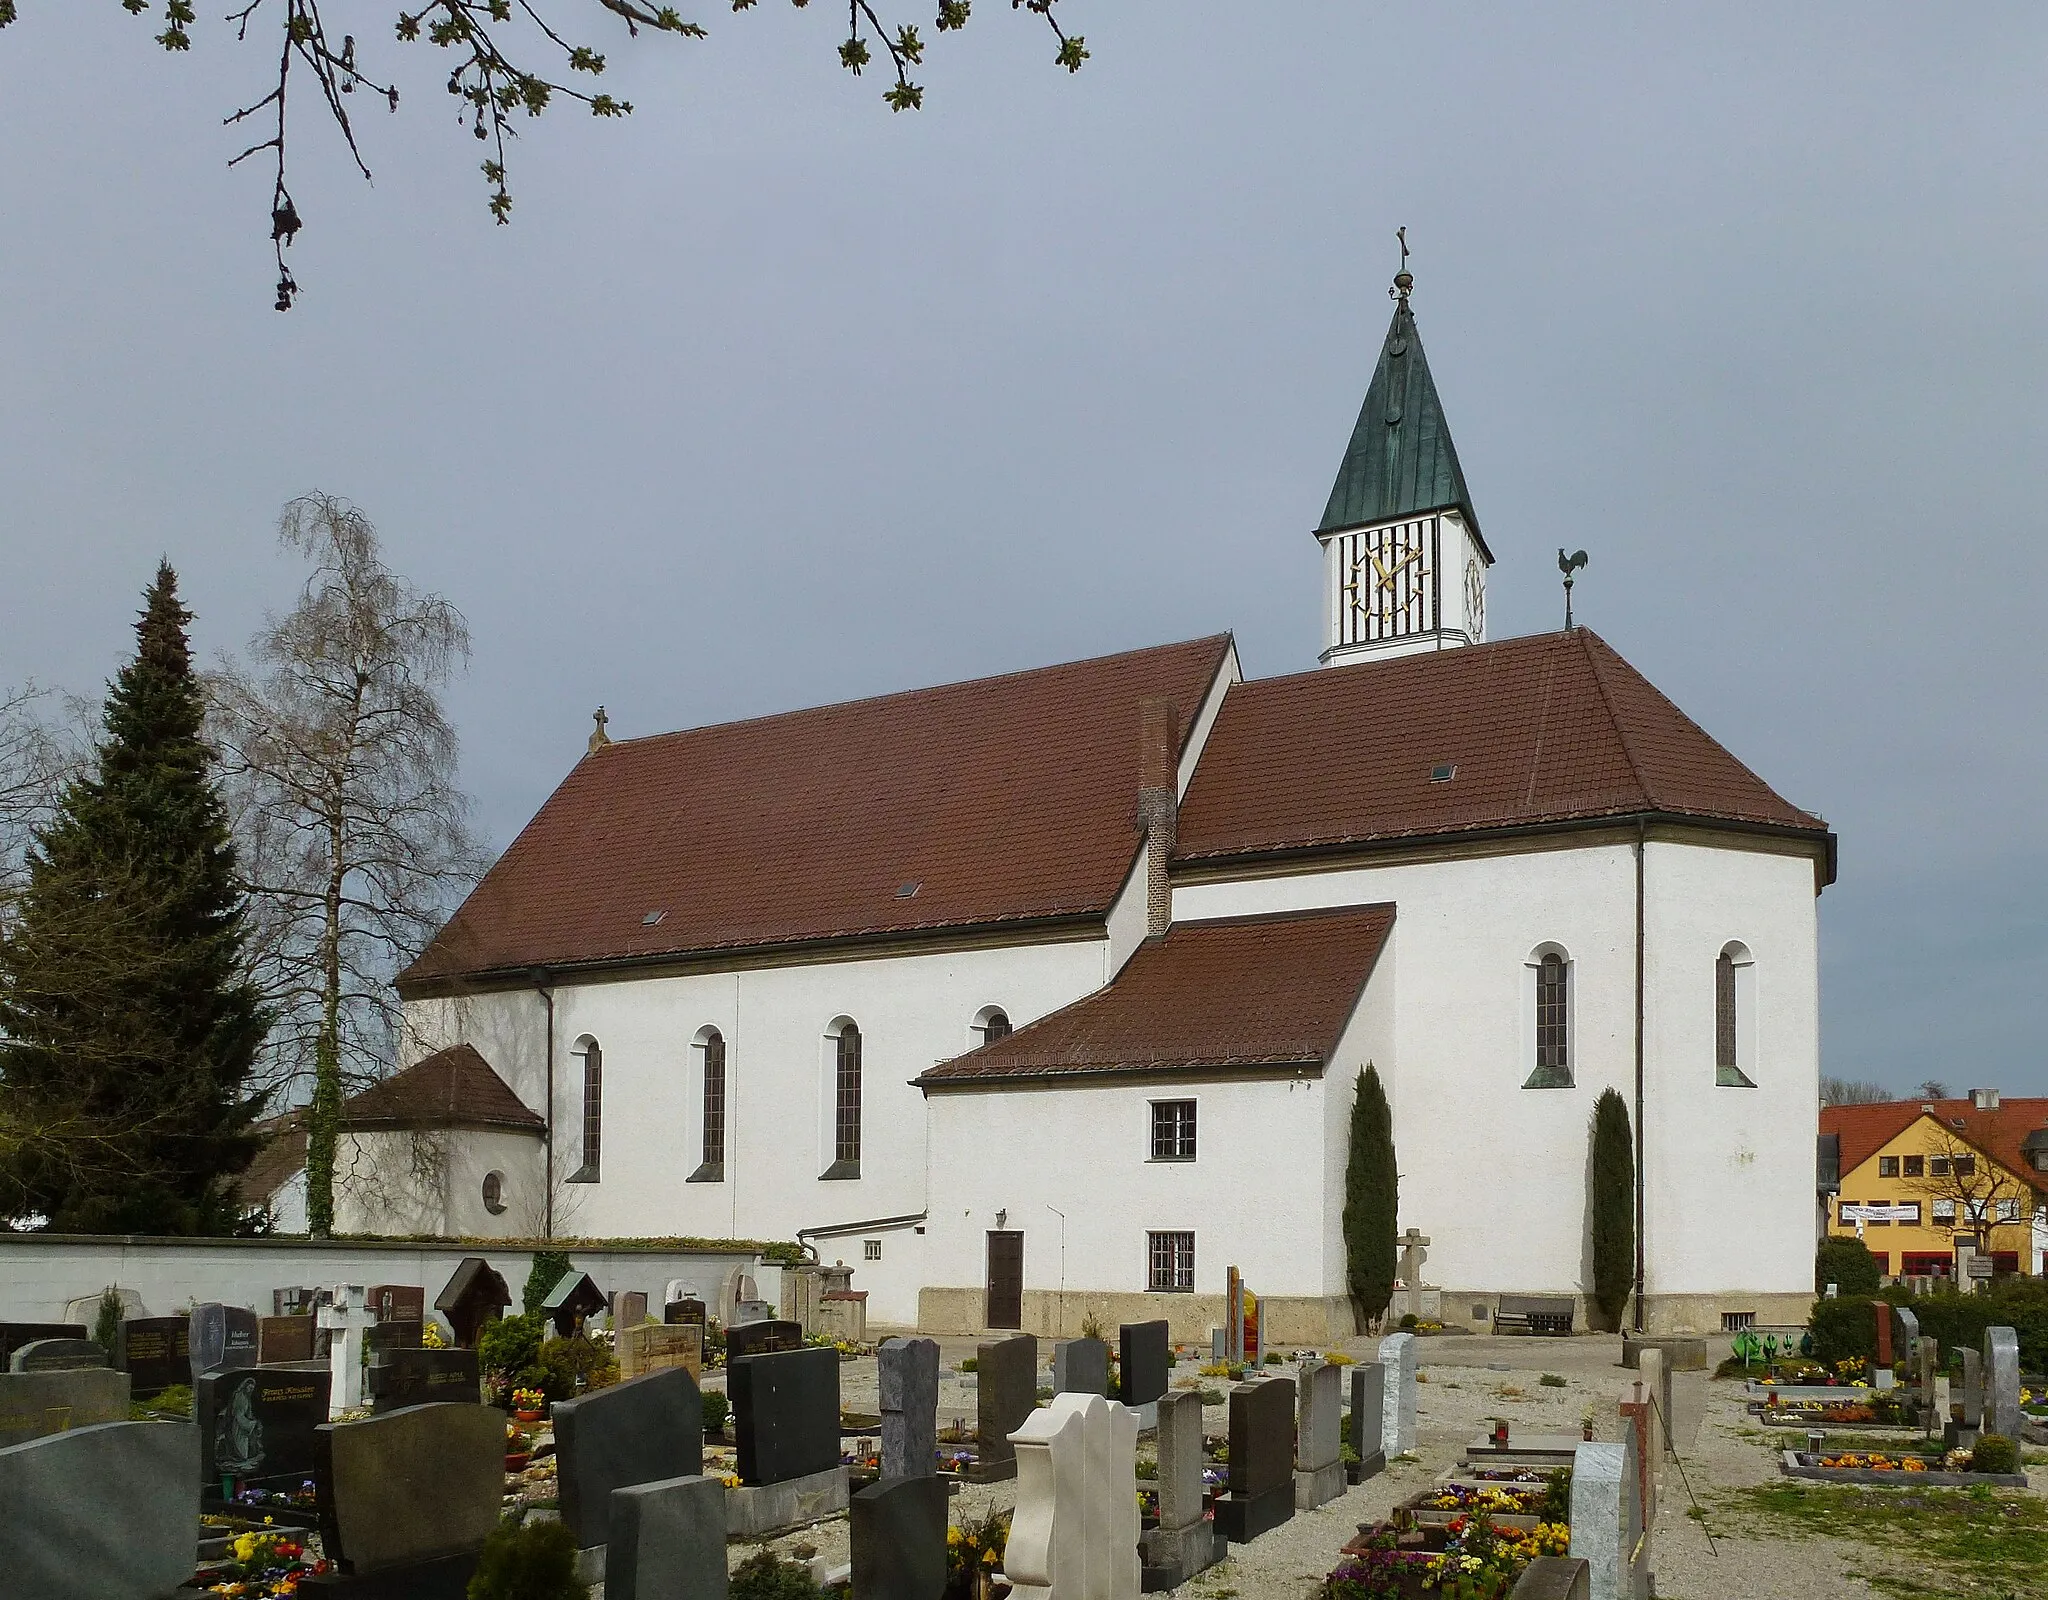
xmin=1174 ymin=828 xmax=1821 ymax=1331
xmin=0 ymin=1236 xmax=762 ymax=1326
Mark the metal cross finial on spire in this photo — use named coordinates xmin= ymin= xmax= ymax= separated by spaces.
xmin=1558 ymin=548 xmax=1589 ymax=630
xmin=587 ymin=705 xmax=611 ymax=754
xmin=1390 ymin=226 xmax=1413 ymax=304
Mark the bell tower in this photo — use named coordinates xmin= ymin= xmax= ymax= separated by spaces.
xmin=1316 ymin=256 xmax=1493 ymax=666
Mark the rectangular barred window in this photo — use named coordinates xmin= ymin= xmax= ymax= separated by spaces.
xmin=1147 ymin=1230 xmax=1195 ymax=1292
xmin=1150 ymin=1100 xmax=1197 ymax=1160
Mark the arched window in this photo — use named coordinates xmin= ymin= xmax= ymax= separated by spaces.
xmin=972 ymin=1005 xmax=1012 ymax=1047
xmin=570 ymin=1037 xmax=602 ymax=1180
xmin=823 ymin=1021 xmax=862 ymax=1179
xmin=690 ymin=1028 xmax=727 ymax=1182
xmin=1524 ymin=949 xmax=1572 ymax=1088
xmin=1717 ymin=943 xmax=1757 ymax=1087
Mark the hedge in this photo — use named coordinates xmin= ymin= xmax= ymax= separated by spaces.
xmin=1807 ymin=1278 xmax=2048 ymax=1373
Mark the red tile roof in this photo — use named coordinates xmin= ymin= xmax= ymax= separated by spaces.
xmin=336 ymin=1044 xmax=544 ymax=1132
xmin=918 ymin=903 xmax=1394 ymax=1085
xmin=237 ymin=1112 xmax=307 ymax=1208
xmin=1822 ymin=1097 xmax=2048 ymax=1191
xmin=1175 ymin=630 xmax=1829 ymax=864
xmin=401 ymin=636 xmax=1234 ymax=989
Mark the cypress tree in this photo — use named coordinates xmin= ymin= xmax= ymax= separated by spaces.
xmin=1590 ymin=1088 xmax=1635 ymax=1331
xmin=1343 ymin=1063 xmax=1398 ymax=1332
xmin=0 ymin=563 xmax=270 ymax=1233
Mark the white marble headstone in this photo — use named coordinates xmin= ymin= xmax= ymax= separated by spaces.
xmin=1985 ymin=1326 xmax=2021 ymax=1442
xmin=1377 ymin=1331 xmax=1417 ymax=1456
xmin=1003 ymin=1393 xmax=1139 ymax=1600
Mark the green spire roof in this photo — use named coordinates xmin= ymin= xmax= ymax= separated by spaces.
xmin=1317 ymin=298 xmax=1486 ymax=553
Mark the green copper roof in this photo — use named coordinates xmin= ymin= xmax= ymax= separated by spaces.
xmin=1317 ymin=299 xmax=1485 ymax=553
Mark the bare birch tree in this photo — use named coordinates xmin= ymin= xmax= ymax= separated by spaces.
xmin=0 ymin=683 xmax=86 ymax=912
xmin=212 ymin=494 xmax=485 ymax=1235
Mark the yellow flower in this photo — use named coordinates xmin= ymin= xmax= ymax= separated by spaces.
xmin=982 ymin=1548 xmax=1000 ymax=1566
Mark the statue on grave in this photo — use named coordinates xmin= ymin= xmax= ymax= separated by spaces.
xmin=216 ymin=1375 xmax=266 ymax=1474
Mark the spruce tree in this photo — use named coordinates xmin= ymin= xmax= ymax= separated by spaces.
xmin=0 ymin=563 xmax=270 ymax=1233
xmin=1343 ymin=1064 xmax=1398 ymax=1332
xmin=1590 ymin=1088 xmax=1635 ymax=1331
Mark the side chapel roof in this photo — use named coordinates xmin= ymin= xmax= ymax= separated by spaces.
xmin=335 ymin=1044 xmax=545 ymax=1133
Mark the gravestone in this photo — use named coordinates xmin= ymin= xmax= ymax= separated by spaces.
xmin=608 ymin=1474 xmax=729 ymax=1600
xmin=1214 ymin=1376 xmax=1295 ymax=1543
xmin=365 ymin=1318 xmax=423 ymax=1358
xmin=1514 ymin=1561 xmax=1593 ymax=1600
xmin=0 ymin=1323 xmax=85 ymax=1367
xmin=1378 ymin=1330 xmax=1418 ymax=1456
xmin=974 ymin=1333 xmax=1038 ymax=1481
xmin=1142 ymin=1389 xmax=1223 ymax=1588
xmin=1957 ymin=1348 xmax=1983 ymax=1431
xmin=553 ymin=1365 xmax=706 ymax=1550
xmin=0 ymin=1366 xmax=130 ymax=1448
xmin=118 ymin=1316 xmax=191 ymax=1397
xmin=1006 ymin=1391 xmax=1140 ymax=1600
xmin=1986 ymin=1326 xmax=2021 ymax=1441
xmin=879 ymin=1335 xmax=940 ymax=1479
xmin=542 ymin=1270 xmax=607 ymax=1337
xmin=1348 ymin=1362 xmax=1387 ymax=1481
xmin=618 ymin=1321 xmax=703 ymax=1381
xmin=320 ymin=1287 xmax=376 ymax=1418
xmin=311 ymin=1401 xmax=502 ymax=1580
xmin=1053 ymin=1336 xmax=1110 ymax=1397
xmin=11 ymin=1338 xmax=108 ymax=1372
xmin=1395 ymin=1228 xmax=1431 ymax=1319
xmin=724 ymin=1318 xmax=803 ymax=1364
xmin=199 ymin=1366 xmax=331 ymax=1494
xmin=618 ymin=1290 xmax=651 ymax=1328
xmin=1568 ymin=1437 xmax=1646 ymax=1600
xmin=189 ymin=1303 xmax=260 ymax=1385
xmin=260 ymin=1315 xmax=317 ymax=1365
xmin=1872 ymin=1300 xmax=1893 ymax=1371
xmin=1914 ymin=1336 xmax=1940 ymax=1430
xmin=1893 ymin=1304 xmax=1921 ymax=1362
xmin=435 ymin=1258 xmax=510 ymax=1349
xmin=275 ymin=1287 xmax=327 ymax=1317
xmin=370 ymin=1285 xmax=425 ymax=1326
xmin=0 ymin=1419 xmax=198 ymax=1600
xmin=852 ymin=1474 xmax=949 ymax=1600
xmin=666 ymin=1295 xmax=708 ymax=1328
xmin=1119 ymin=1321 xmax=1171 ymax=1421
xmin=369 ymin=1347 xmax=480 ymax=1413
xmin=1636 ymin=1349 xmax=1667 ymax=1474
xmin=731 ymin=1346 xmax=840 ymax=1486
xmin=1294 ymin=1358 xmax=1343 ymax=1508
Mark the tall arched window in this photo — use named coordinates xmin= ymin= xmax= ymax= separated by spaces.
xmin=1717 ymin=943 xmax=1757 ymax=1087
xmin=1524 ymin=949 xmax=1573 ymax=1088
xmin=823 ymin=1021 xmax=862 ymax=1179
xmin=690 ymin=1028 xmax=727 ymax=1182
xmin=570 ymin=1037 xmax=602 ymax=1180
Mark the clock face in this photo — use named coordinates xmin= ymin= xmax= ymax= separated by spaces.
xmin=1464 ymin=558 xmax=1485 ymax=641
xmin=1343 ymin=525 xmax=1432 ymax=640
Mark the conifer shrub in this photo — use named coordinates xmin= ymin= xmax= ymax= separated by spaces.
xmin=522 ymin=1251 xmax=574 ymax=1316
xmin=1969 ymin=1434 xmax=2019 ymax=1475
xmin=1589 ymin=1090 xmax=1635 ymax=1331
xmin=1815 ymin=1236 xmax=1883 ymax=1297
xmin=1344 ymin=1065 xmax=1397 ymax=1333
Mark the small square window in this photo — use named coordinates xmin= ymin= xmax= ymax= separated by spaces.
xmin=863 ymin=1239 xmax=883 ymax=1261
xmin=1902 ymin=1155 xmax=1923 ymax=1178
xmin=1929 ymin=1157 xmax=1950 ymax=1177
xmin=1933 ymin=1200 xmax=1956 ymax=1224
xmin=1147 ymin=1230 xmax=1195 ymax=1292
xmin=1953 ymin=1156 xmax=1976 ymax=1177
xmin=1151 ymin=1101 xmax=1197 ymax=1161
xmin=1879 ymin=1156 xmax=1899 ymax=1177
xmin=1996 ymin=1198 xmax=2023 ymax=1223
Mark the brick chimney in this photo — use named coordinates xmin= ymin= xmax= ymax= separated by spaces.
xmin=1137 ymin=698 xmax=1180 ymax=939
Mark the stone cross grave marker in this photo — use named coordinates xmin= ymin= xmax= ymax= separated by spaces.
xmin=118 ymin=1317 xmax=190 ymax=1398
xmin=609 ymin=1473 xmax=729 ymax=1600
xmin=1119 ymin=1321 xmax=1171 ymax=1421
xmin=199 ymin=1366 xmax=330 ymax=1497
xmin=1294 ymin=1358 xmax=1343 ymax=1508
xmin=1215 ymin=1374 xmax=1295 ymax=1543
xmin=1004 ymin=1391 xmax=1139 ymax=1600
xmin=0 ymin=1366 xmax=130 ymax=1449
xmin=731 ymin=1345 xmax=840 ymax=1487
xmin=1142 ymin=1390 xmax=1223 ymax=1588
xmin=879 ymin=1336 xmax=939 ymax=1480
xmin=11 ymin=1338 xmax=108 ymax=1373
xmin=553 ymin=1365 xmax=705 ymax=1551
xmin=0 ymin=1418 xmax=198 ymax=1600
xmin=1986 ymin=1326 xmax=2021 ymax=1441
xmin=1053 ymin=1336 xmax=1109 ymax=1398
xmin=318 ymin=1287 xmax=375 ymax=1419
xmin=852 ymin=1474 xmax=949 ymax=1600
xmin=1397 ymin=1229 xmax=1431 ymax=1315
xmin=435 ymin=1258 xmax=511 ymax=1349
xmin=189 ymin=1304 xmax=259 ymax=1387
xmin=974 ymin=1333 xmax=1038 ymax=1481
xmin=1378 ymin=1330 xmax=1418 ymax=1456
xmin=311 ymin=1400 xmax=503 ymax=1580
xmin=1349 ymin=1361 xmax=1387 ymax=1480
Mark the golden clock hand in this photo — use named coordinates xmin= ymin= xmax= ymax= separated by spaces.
xmin=1378 ymin=549 xmax=1420 ymax=590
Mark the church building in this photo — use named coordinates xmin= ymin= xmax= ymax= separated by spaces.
xmin=382 ymin=276 xmax=1834 ymax=1339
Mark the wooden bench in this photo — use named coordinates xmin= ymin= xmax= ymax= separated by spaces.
xmin=1492 ymin=1294 xmax=1576 ymax=1336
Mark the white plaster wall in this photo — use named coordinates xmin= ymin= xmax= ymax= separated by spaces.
xmin=1321 ymin=939 xmax=1398 ymax=1297
xmin=1642 ymin=840 xmax=1819 ymax=1301
xmin=266 ymin=1171 xmax=308 ymax=1235
xmin=443 ymin=1130 xmax=549 ymax=1239
xmin=923 ymin=1073 xmax=1329 ymax=1305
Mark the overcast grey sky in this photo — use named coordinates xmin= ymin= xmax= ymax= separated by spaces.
xmin=3 ymin=3 xmax=2043 ymax=1096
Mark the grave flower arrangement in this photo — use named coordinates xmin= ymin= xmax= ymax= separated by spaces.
xmin=1817 ymin=1452 xmax=1928 ymax=1471
xmin=944 ymin=1508 xmax=1012 ymax=1600
xmin=1317 ymin=1542 xmax=1439 ymax=1600
xmin=1424 ymin=1486 xmax=1542 ymax=1516
xmin=511 ymin=1387 xmax=547 ymax=1420
xmin=204 ymin=1528 xmax=326 ymax=1596
xmin=232 ymin=1478 xmax=317 ymax=1512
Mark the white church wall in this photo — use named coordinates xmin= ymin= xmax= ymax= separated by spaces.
xmin=1320 ymin=936 xmax=1398 ymax=1300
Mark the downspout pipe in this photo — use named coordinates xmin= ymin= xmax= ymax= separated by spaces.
xmin=532 ymin=968 xmax=555 ymax=1240
xmin=1633 ymin=822 xmax=1647 ymax=1334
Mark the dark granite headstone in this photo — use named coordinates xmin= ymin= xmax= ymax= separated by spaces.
xmin=608 ymin=1474 xmax=730 ymax=1600
xmin=0 ymin=1324 xmax=86 ymax=1367
xmin=260 ymin=1315 xmax=317 ymax=1365
xmin=852 ymin=1474 xmax=949 ymax=1600
xmin=119 ymin=1317 xmax=192 ymax=1397
xmin=189 ymin=1304 xmax=260 ymax=1385
xmin=879 ymin=1336 xmax=940 ymax=1480
xmin=365 ymin=1319 xmax=423 ymax=1357
xmin=313 ymin=1402 xmax=502 ymax=1575
xmin=666 ymin=1296 xmax=708 ymax=1328
xmin=553 ymin=1365 xmax=705 ymax=1550
xmin=199 ymin=1366 xmax=331 ymax=1493
xmin=973 ymin=1334 xmax=1038 ymax=1481
xmin=0 ymin=1419 xmax=199 ymax=1600
xmin=1053 ymin=1337 xmax=1110 ymax=1397
xmin=370 ymin=1285 xmax=425 ymax=1325
xmin=724 ymin=1318 xmax=803 ymax=1363
xmin=1215 ymin=1377 xmax=1295 ymax=1543
xmin=731 ymin=1346 xmax=841 ymax=1487
xmin=11 ymin=1338 xmax=108 ymax=1372
xmin=540 ymin=1270 xmax=607 ymax=1338
xmin=0 ymin=1368 xmax=131 ymax=1448
xmin=434 ymin=1259 xmax=510 ymax=1349
xmin=369 ymin=1347 xmax=480 ymax=1413
xmin=1348 ymin=1362 xmax=1387 ymax=1481
xmin=1119 ymin=1321 xmax=1171 ymax=1408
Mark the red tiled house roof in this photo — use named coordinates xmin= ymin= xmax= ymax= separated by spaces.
xmin=1176 ymin=629 xmax=1830 ymax=868
xmin=401 ymin=636 xmax=1234 ymax=990
xmin=918 ymin=904 xmax=1394 ymax=1086
xmin=1822 ymin=1097 xmax=2048 ymax=1194
xmin=335 ymin=1044 xmax=544 ymax=1133
xmin=237 ymin=1112 xmax=308 ymax=1209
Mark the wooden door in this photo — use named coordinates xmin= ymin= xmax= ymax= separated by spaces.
xmin=985 ymin=1231 xmax=1024 ymax=1330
